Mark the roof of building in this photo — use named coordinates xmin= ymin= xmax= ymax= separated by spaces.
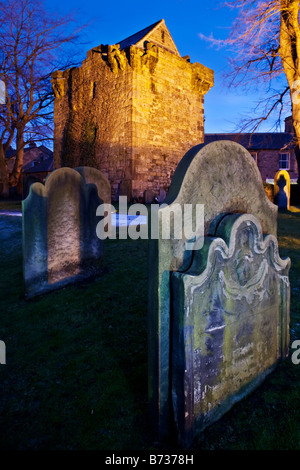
xmin=5 ymin=146 xmax=16 ymax=159
xmin=118 ymin=20 xmax=162 ymax=50
xmin=25 ymin=144 xmax=53 ymax=157
xmin=22 ymin=155 xmax=53 ymax=173
xmin=6 ymin=144 xmax=53 ymax=159
xmin=117 ymin=19 xmax=180 ymax=56
xmin=204 ymin=133 xmax=295 ymax=150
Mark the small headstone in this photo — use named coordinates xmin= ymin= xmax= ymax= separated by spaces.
xmin=23 ymin=166 xmax=110 ymax=298
xmin=157 ymin=188 xmax=166 ymax=204
xmin=144 ymin=189 xmax=155 ymax=204
xmin=23 ymin=175 xmax=40 ymax=200
xmin=75 ymin=166 xmax=111 ymax=233
xmin=75 ymin=166 xmax=111 ymax=206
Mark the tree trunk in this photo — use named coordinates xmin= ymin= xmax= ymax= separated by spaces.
xmin=10 ymin=128 xmax=24 ymax=192
xmin=0 ymin=144 xmax=10 ymax=197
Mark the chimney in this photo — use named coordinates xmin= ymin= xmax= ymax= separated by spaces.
xmin=285 ymin=116 xmax=294 ymax=134
xmin=26 ymin=141 xmax=37 ymax=149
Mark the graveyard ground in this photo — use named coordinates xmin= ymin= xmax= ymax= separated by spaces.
xmin=0 ymin=201 xmax=300 ymax=450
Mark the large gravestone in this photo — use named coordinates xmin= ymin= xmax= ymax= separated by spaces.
xmin=23 ymin=166 xmax=110 ymax=298
xmin=172 ymin=213 xmax=290 ymax=447
xmin=148 ymin=140 xmax=290 ymax=446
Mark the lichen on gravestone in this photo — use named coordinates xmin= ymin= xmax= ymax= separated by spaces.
xmin=171 ymin=213 xmax=290 ymax=447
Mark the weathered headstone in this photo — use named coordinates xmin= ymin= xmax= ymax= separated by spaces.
xmin=23 ymin=166 xmax=110 ymax=298
xmin=274 ymin=169 xmax=290 ymax=210
xmin=148 ymin=140 xmax=290 ymax=446
xmin=157 ymin=188 xmax=166 ymax=204
xmin=75 ymin=166 xmax=112 ymax=234
xmin=75 ymin=166 xmax=111 ymax=206
xmin=23 ymin=175 xmax=40 ymax=199
xmin=172 ymin=213 xmax=290 ymax=447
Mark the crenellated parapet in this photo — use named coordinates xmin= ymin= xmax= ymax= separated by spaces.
xmin=51 ymin=20 xmax=214 ymax=201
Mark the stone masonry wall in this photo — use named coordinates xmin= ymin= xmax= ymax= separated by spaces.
xmin=52 ymin=41 xmax=213 ymax=200
xmin=52 ymin=47 xmax=133 ymax=199
xmin=130 ymin=43 xmax=212 ymax=197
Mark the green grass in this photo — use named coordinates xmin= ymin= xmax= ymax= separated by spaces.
xmin=0 ymin=200 xmax=21 ymax=211
xmin=0 ymin=208 xmax=300 ymax=450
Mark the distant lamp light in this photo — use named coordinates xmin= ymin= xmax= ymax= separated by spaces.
xmin=0 ymin=80 xmax=5 ymax=104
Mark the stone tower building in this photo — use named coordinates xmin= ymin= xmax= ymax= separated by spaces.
xmin=51 ymin=19 xmax=214 ymax=201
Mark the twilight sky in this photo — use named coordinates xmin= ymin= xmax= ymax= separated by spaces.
xmin=45 ymin=0 xmax=288 ymax=134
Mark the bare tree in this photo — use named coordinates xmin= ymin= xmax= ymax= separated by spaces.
xmin=201 ymin=1 xmax=300 ymax=182
xmin=0 ymin=0 xmax=83 ymax=196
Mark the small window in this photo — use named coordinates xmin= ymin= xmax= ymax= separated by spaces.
xmin=250 ymin=152 xmax=257 ymax=164
xmin=161 ymin=30 xmax=165 ymax=43
xmin=279 ymin=153 xmax=290 ymax=170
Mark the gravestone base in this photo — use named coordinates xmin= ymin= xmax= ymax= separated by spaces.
xmin=25 ymin=263 xmax=105 ymax=299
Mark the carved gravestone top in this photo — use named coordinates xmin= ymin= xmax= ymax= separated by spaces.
xmin=172 ymin=213 xmax=290 ymax=447
xmin=75 ymin=166 xmax=111 ymax=206
xmin=148 ymin=140 xmax=281 ymax=441
xmin=162 ymin=140 xmax=278 ymax=272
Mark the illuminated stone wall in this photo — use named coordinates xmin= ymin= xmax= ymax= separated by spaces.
xmin=52 ymin=30 xmax=214 ymax=201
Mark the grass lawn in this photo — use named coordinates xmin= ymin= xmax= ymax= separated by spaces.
xmin=0 ymin=200 xmax=22 ymax=211
xmin=0 ymin=207 xmax=299 ymax=450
